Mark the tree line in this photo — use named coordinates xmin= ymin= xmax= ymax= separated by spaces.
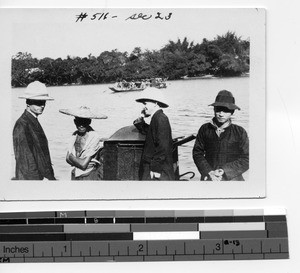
xmin=11 ymin=32 xmax=249 ymax=87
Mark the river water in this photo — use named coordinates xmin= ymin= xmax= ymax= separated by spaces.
xmin=11 ymin=77 xmax=249 ymax=180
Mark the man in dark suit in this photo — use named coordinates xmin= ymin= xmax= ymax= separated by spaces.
xmin=134 ymin=88 xmax=175 ymax=180
xmin=192 ymin=90 xmax=249 ymax=181
xmin=13 ymin=81 xmax=56 ymax=180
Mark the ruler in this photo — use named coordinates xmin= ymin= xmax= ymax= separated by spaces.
xmin=0 ymin=209 xmax=289 ymax=263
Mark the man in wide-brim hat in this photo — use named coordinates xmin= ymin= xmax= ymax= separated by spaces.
xmin=13 ymin=81 xmax=56 ymax=180
xmin=134 ymin=88 xmax=175 ymax=180
xmin=192 ymin=90 xmax=249 ymax=181
xmin=59 ymin=106 xmax=107 ymax=180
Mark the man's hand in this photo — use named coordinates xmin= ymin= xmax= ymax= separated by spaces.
xmin=150 ymin=171 xmax=161 ymax=180
xmin=207 ymin=169 xmax=224 ymax=181
xmin=87 ymin=162 xmax=97 ymax=169
xmin=214 ymin=169 xmax=224 ymax=180
xmin=208 ymin=170 xmax=221 ymax=181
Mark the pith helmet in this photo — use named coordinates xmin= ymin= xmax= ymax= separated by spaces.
xmin=209 ymin=90 xmax=240 ymax=110
xmin=19 ymin=81 xmax=54 ymax=100
xmin=136 ymin=87 xmax=169 ymax=108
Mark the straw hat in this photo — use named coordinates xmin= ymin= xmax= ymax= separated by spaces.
xmin=59 ymin=106 xmax=108 ymax=119
xmin=136 ymin=87 xmax=169 ymax=108
xmin=19 ymin=81 xmax=54 ymax=100
xmin=209 ymin=90 xmax=240 ymax=110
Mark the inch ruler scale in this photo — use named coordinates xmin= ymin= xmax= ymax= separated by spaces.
xmin=0 ymin=209 xmax=289 ymax=263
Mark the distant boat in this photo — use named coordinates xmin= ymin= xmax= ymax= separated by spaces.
xmin=241 ymin=72 xmax=250 ymax=77
xmin=109 ymin=86 xmax=146 ymax=93
xmin=109 ymin=80 xmax=147 ymax=92
xmin=150 ymin=78 xmax=168 ymax=89
xmin=151 ymin=82 xmax=167 ymax=89
xmin=181 ymin=75 xmax=215 ymax=80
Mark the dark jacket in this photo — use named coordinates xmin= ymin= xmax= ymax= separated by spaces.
xmin=13 ymin=110 xmax=55 ymax=180
xmin=134 ymin=109 xmax=175 ymax=180
xmin=192 ymin=120 xmax=249 ymax=181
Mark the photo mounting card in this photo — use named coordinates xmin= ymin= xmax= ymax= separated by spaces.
xmin=0 ymin=7 xmax=266 ymax=200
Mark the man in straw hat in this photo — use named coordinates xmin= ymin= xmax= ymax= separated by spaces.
xmin=13 ymin=81 xmax=56 ymax=180
xmin=59 ymin=106 xmax=107 ymax=180
xmin=193 ymin=90 xmax=249 ymax=181
xmin=134 ymin=87 xmax=175 ymax=180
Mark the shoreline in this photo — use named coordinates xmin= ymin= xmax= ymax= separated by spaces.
xmin=11 ymin=74 xmax=250 ymax=89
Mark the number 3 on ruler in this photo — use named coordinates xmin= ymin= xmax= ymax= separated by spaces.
xmin=215 ymin=243 xmax=221 ymax=251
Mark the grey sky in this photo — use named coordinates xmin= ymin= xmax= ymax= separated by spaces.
xmin=11 ymin=8 xmax=256 ymax=59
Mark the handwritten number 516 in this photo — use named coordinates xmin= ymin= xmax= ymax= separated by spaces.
xmin=91 ymin=13 xmax=109 ymax=20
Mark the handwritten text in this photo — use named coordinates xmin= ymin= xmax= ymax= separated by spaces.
xmin=75 ymin=12 xmax=173 ymax=22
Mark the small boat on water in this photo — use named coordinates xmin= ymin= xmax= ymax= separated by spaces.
xmin=109 ymin=80 xmax=147 ymax=93
xmin=150 ymin=78 xmax=167 ymax=89
xmin=109 ymin=86 xmax=146 ymax=92
xmin=181 ymin=75 xmax=216 ymax=80
xmin=151 ymin=82 xmax=167 ymax=89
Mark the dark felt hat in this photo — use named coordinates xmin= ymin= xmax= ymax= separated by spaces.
xmin=209 ymin=90 xmax=240 ymax=110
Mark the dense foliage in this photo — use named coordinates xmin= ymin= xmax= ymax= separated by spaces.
xmin=11 ymin=32 xmax=249 ymax=87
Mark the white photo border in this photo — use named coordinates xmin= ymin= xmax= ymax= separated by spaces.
xmin=0 ymin=7 xmax=265 ymax=201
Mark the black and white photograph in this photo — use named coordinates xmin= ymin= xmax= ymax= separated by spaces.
xmin=1 ymin=7 xmax=265 ymax=200
xmin=2 ymin=1 xmax=300 ymax=273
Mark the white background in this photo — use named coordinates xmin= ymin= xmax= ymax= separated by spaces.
xmin=0 ymin=0 xmax=299 ymax=273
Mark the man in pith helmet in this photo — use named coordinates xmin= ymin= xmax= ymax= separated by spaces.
xmin=134 ymin=88 xmax=175 ymax=180
xmin=13 ymin=81 xmax=56 ymax=180
xmin=193 ymin=90 xmax=249 ymax=181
